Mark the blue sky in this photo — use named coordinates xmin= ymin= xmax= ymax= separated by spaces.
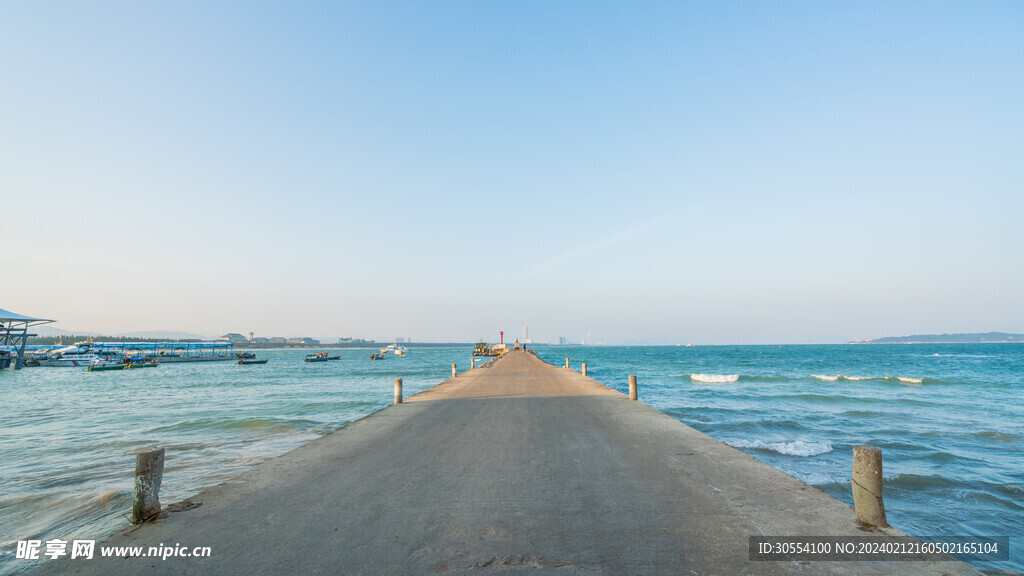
xmin=2 ymin=1 xmax=1022 ymax=344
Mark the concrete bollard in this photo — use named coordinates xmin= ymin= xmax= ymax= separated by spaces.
xmin=452 ymin=363 xmax=457 ymax=378
xmin=471 ymin=358 xmax=476 ymax=369
xmin=565 ymin=358 xmax=569 ymax=369
xmin=582 ymin=363 xmax=587 ymax=376
xmin=629 ymin=375 xmax=638 ymax=400
xmin=852 ymin=445 xmax=887 ymax=527
xmin=394 ymin=378 xmax=403 ymax=404
xmin=132 ymin=448 xmax=164 ymax=524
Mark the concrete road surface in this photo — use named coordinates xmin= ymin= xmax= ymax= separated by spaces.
xmin=34 ymin=350 xmax=981 ymax=575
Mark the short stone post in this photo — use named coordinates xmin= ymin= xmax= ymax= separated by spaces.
xmin=132 ymin=448 xmax=164 ymax=524
xmin=394 ymin=378 xmax=403 ymax=404
xmin=629 ymin=375 xmax=638 ymax=400
xmin=582 ymin=362 xmax=587 ymax=376
xmin=852 ymin=445 xmax=887 ymax=527
xmin=471 ymin=358 xmax=476 ymax=369
xmin=564 ymin=358 xmax=569 ymax=369
xmin=452 ymin=363 xmax=457 ymax=378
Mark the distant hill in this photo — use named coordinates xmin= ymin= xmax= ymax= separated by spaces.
xmin=30 ymin=326 xmax=210 ymax=342
xmin=861 ymin=332 xmax=1024 ymax=344
xmin=117 ymin=330 xmax=210 ymax=340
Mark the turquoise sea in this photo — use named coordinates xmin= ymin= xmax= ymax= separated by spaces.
xmin=1 ymin=344 xmax=1021 ymax=574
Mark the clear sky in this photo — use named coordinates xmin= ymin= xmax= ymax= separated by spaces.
xmin=2 ymin=1 xmax=1022 ymax=344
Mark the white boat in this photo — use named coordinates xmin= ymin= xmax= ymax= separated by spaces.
xmin=37 ymin=343 xmax=114 ymax=367
xmin=384 ymin=344 xmax=408 ymax=356
xmin=0 ymin=345 xmax=15 ymax=369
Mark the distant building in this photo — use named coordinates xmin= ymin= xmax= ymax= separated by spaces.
xmin=286 ymin=337 xmax=319 ymax=345
xmin=251 ymin=337 xmax=269 ymax=344
xmin=268 ymin=337 xmax=286 ymax=344
xmin=218 ymin=333 xmax=248 ymax=342
xmin=559 ymin=336 xmax=567 ymax=345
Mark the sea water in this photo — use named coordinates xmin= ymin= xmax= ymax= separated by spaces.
xmin=1 ymin=344 xmax=1021 ymax=573
xmin=536 ymin=344 xmax=1023 ymax=573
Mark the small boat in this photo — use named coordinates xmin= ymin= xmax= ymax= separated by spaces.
xmin=87 ymin=359 xmax=159 ymax=371
xmin=305 ymin=352 xmax=341 ymax=362
xmin=384 ymin=344 xmax=408 ymax=356
xmin=236 ymin=352 xmax=257 ymax=359
xmin=472 ymin=342 xmax=501 ymax=357
xmin=238 ymin=359 xmax=269 ymax=365
xmin=369 ymin=353 xmax=387 ymax=360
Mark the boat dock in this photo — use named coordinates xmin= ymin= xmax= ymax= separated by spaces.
xmin=35 ymin=350 xmax=983 ymax=575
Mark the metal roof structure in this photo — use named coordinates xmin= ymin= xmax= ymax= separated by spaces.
xmin=0 ymin=307 xmax=55 ymax=325
xmin=0 ymin=307 xmax=55 ymax=369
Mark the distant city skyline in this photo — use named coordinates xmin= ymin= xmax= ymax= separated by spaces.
xmin=3 ymin=2 xmax=1021 ymax=345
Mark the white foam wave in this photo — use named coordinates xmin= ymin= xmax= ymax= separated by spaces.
xmin=813 ymin=374 xmax=872 ymax=382
xmin=690 ymin=373 xmax=739 ymax=383
xmin=791 ymin=472 xmax=846 ymax=486
xmin=727 ymin=439 xmax=834 ymax=457
xmin=897 ymin=376 xmax=924 ymax=384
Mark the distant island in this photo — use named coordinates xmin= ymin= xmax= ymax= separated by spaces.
xmin=855 ymin=332 xmax=1024 ymax=344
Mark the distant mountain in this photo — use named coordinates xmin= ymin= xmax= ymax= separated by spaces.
xmin=29 ymin=326 xmax=210 ymax=340
xmin=32 ymin=325 xmax=100 ymax=337
xmin=861 ymin=332 xmax=1024 ymax=344
xmin=116 ymin=330 xmax=210 ymax=340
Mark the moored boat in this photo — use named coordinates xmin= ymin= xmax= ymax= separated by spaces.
xmin=472 ymin=342 xmax=503 ymax=357
xmin=384 ymin=344 xmax=408 ymax=356
xmin=148 ymin=351 xmax=235 ymax=363
xmin=87 ymin=359 xmax=159 ymax=371
xmin=238 ymin=358 xmax=269 ymax=365
xmin=37 ymin=343 xmax=113 ymax=367
xmin=305 ymin=352 xmax=341 ymax=362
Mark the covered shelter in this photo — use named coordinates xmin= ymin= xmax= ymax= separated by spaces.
xmin=0 ymin=307 xmax=55 ymax=369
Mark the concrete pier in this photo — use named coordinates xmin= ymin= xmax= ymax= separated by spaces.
xmin=35 ymin=350 xmax=981 ymax=575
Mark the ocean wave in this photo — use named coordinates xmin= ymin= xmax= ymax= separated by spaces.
xmin=811 ymin=374 xmax=936 ymax=385
xmin=841 ymin=410 xmax=887 ymax=418
xmin=997 ymin=484 xmax=1023 ymax=496
xmin=150 ymin=417 xmax=323 ymax=434
xmin=887 ymin=473 xmax=964 ymax=490
xmin=726 ymin=439 xmax=833 ymax=457
xmin=811 ymin=375 xmax=871 ymax=382
xmin=792 ymin=393 xmax=877 ymax=404
xmin=793 ymin=472 xmax=847 ymax=486
xmin=971 ymin=430 xmax=1023 ymax=442
xmin=923 ymin=451 xmax=959 ymax=463
xmin=690 ymin=373 xmax=739 ymax=383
